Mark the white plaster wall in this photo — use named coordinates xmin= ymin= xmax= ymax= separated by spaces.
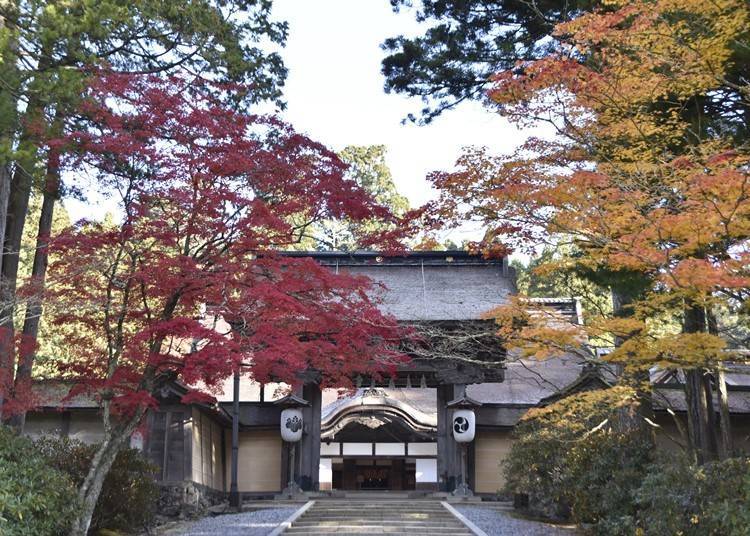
xmin=321 ymin=442 xmax=340 ymax=455
xmin=375 ymin=443 xmax=405 ymax=456
xmin=68 ymin=413 xmax=105 ymax=443
xmin=342 ymin=442 xmax=372 ymax=455
xmin=319 ymin=458 xmax=332 ymax=485
xmin=24 ymin=413 xmax=64 ymax=439
xmin=408 ymin=442 xmax=437 ymax=456
xmin=416 ymin=458 xmax=437 ymax=483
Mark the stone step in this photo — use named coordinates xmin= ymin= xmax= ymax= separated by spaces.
xmin=314 ymin=500 xmax=440 ymax=503
xmin=301 ymin=509 xmax=450 ymax=514
xmin=286 ymin=499 xmax=472 ymax=535
xmin=286 ymin=528 xmax=472 ymax=534
xmin=295 ymin=517 xmax=457 ymax=527
xmin=295 ymin=519 xmax=457 ymax=525
xmin=308 ymin=512 xmax=454 ymax=519
xmin=286 ymin=527 xmax=472 ymax=533
xmin=286 ymin=531 xmax=473 ymax=535
xmin=300 ymin=512 xmax=455 ymax=522
xmin=287 ymin=519 xmax=465 ymax=534
xmin=312 ymin=503 xmax=446 ymax=507
xmin=306 ymin=506 xmax=448 ymax=511
xmin=301 ymin=512 xmax=455 ymax=516
xmin=302 ymin=511 xmax=450 ymax=516
xmin=286 ymin=533 xmax=472 ymax=536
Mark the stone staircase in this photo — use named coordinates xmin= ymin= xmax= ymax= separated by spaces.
xmin=284 ymin=499 xmax=473 ymax=535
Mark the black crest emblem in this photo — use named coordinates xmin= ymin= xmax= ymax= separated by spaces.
xmin=286 ymin=415 xmax=302 ymax=432
xmin=453 ymin=416 xmax=469 ymax=434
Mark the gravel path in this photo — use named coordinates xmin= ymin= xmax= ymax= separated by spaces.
xmin=177 ymin=507 xmax=297 ymax=536
xmin=456 ymin=506 xmax=578 ymax=536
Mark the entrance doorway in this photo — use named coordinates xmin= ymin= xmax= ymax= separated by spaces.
xmin=320 ymin=443 xmax=438 ymax=491
xmin=331 ymin=458 xmax=417 ymax=491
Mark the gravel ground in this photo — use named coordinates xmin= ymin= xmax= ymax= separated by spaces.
xmin=177 ymin=507 xmax=297 ymax=536
xmin=456 ymin=506 xmax=578 ymax=536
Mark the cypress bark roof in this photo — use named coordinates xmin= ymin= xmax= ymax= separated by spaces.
xmin=287 ymin=251 xmax=516 ymax=321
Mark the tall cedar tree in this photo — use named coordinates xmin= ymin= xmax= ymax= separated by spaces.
xmin=42 ymin=73 xmax=410 ymax=535
xmin=309 ymin=145 xmax=410 ymax=251
xmin=0 ymin=0 xmax=289 ymax=425
xmin=381 ymin=0 xmax=594 ymax=123
xmin=429 ymin=0 xmax=750 ymax=463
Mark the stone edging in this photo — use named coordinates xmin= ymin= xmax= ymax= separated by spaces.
xmin=268 ymin=500 xmax=315 ymax=536
xmin=441 ymin=501 xmax=489 ymax=536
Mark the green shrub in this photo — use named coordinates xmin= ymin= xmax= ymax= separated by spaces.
xmin=0 ymin=425 xmax=79 ymax=536
xmin=635 ymin=456 xmax=750 ymax=536
xmin=36 ymin=436 xmax=159 ymax=533
xmin=566 ymin=430 xmax=652 ymax=533
xmin=503 ymin=386 xmax=653 ymax=533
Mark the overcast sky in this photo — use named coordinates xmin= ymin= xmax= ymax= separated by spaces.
xmin=269 ymin=1 xmax=540 ymax=213
xmin=67 ymin=0 xmax=543 ymax=248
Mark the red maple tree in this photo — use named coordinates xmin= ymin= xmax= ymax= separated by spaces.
xmin=40 ymin=73 xmax=408 ymax=534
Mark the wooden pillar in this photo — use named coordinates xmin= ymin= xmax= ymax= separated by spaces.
xmin=299 ymin=383 xmax=321 ymax=491
xmin=229 ymin=371 xmax=240 ymax=507
xmin=436 ymin=384 xmax=462 ymax=492
xmin=391 ymin=459 xmax=404 ymax=491
xmin=467 ymin=440 xmax=476 ymax=491
xmin=61 ymin=411 xmax=71 ymax=438
xmin=343 ymin=458 xmax=357 ymax=490
xmin=280 ymin=440 xmax=291 ymax=489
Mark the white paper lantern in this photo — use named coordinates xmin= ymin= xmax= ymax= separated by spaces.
xmin=281 ymin=408 xmax=304 ymax=442
xmin=129 ymin=431 xmax=144 ymax=451
xmin=452 ymin=409 xmax=475 ymax=443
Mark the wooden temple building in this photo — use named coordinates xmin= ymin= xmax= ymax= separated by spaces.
xmin=24 ymin=251 xmax=750 ymax=503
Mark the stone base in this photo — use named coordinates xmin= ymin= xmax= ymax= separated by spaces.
xmin=156 ymin=481 xmax=226 ymax=519
xmin=275 ymin=491 xmax=310 ymax=500
xmin=451 ymin=482 xmax=474 ymax=498
xmin=445 ymin=495 xmax=482 ymax=503
xmin=275 ymin=482 xmax=310 ymax=500
xmin=309 ymin=489 xmax=346 ymax=498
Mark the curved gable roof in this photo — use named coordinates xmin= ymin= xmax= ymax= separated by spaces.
xmin=321 ymin=388 xmax=437 ymax=439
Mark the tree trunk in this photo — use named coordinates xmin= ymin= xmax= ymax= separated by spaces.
xmin=0 ymin=144 xmax=35 ymax=420
xmin=707 ymin=310 xmax=732 ymax=459
xmin=682 ymin=304 xmax=718 ymax=463
xmin=70 ymin=435 xmax=123 ymax=536
xmin=69 ymin=415 xmax=141 ymax=536
xmin=0 ymin=0 xmax=23 ymax=422
xmin=611 ymin=287 xmax=652 ymax=436
xmin=715 ymin=367 xmax=733 ymax=458
xmin=0 ymin=94 xmax=47 ymax=421
xmin=684 ymin=368 xmax=717 ymax=463
xmin=0 ymin=163 xmax=12 ymax=416
xmin=8 ymin=146 xmax=60 ymax=432
xmin=666 ymin=407 xmax=690 ymax=448
xmin=0 ymin=163 xmax=11 ymax=276
xmin=0 ymin=0 xmax=19 ymax=280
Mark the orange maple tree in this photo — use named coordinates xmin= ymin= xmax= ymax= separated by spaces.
xmin=430 ymin=0 xmax=750 ymax=462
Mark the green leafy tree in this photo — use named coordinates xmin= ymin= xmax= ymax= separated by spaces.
xmin=512 ymin=245 xmax=613 ymax=316
xmin=310 ymin=145 xmax=410 ymax=251
xmin=381 ymin=0 xmax=594 ymax=123
xmin=17 ymin=194 xmax=73 ymax=375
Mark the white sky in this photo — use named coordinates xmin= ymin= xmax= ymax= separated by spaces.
xmin=66 ymin=0 xmax=545 ymax=251
xmin=268 ymin=0 xmax=534 ymax=211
